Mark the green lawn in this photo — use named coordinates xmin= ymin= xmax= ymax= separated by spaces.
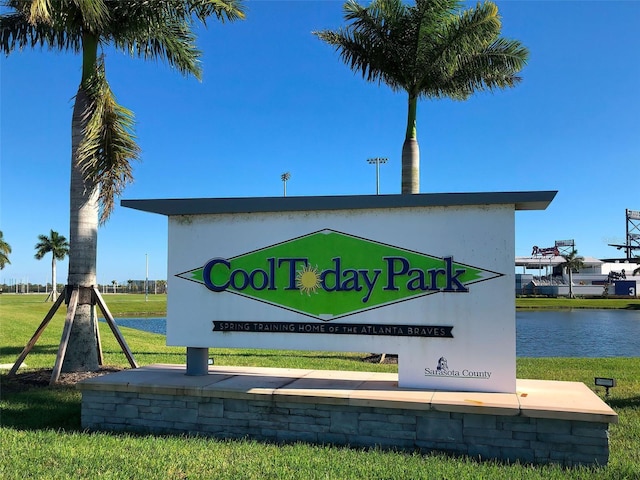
xmin=516 ymin=297 xmax=640 ymax=310
xmin=1 ymin=294 xmax=639 ymax=479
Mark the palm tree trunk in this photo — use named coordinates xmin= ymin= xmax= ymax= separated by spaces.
xmin=568 ymin=269 xmax=574 ymax=299
xmin=51 ymin=256 xmax=57 ymax=302
xmin=62 ymin=33 xmax=100 ymax=373
xmin=401 ymin=95 xmax=420 ymax=194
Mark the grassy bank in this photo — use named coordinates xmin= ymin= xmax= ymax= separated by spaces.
xmin=516 ymin=297 xmax=640 ymax=310
xmin=3 ymin=292 xmax=638 ymax=318
xmin=1 ymin=294 xmax=639 ymax=478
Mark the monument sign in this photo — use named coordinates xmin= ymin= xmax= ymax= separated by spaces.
xmin=123 ymin=191 xmax=556 ymax=393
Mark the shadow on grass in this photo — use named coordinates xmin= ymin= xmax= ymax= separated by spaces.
xmin=624 ymin=303 xmax=640 ymax=310
xmin=607 ymin=396 xmax=640 ymax=409
xmin=0 ymin=381 xmax=82 ymax=431
xmin=0 ymin=344 xmax=62 ymax=356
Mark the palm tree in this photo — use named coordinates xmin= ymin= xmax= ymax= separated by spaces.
xmin=1 ymin=0 xmax=245 ymax=373
xmin=560 ymin=249 xmax=585 ymax=299
xmin=34 ymin=230 xmax=70 ymax=302
xmin=315 ymin=0 xmax=528 ymax=193
xmin=0 ymin=230 xmax=11 ymax=270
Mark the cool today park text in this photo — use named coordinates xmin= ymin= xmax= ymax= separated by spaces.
xmin=203 ymin=255 xmax=470 ymax=302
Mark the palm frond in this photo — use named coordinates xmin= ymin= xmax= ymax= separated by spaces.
xmin=20 ymin=0 xmax=110 ymax=29
xmin=0 ymin=232 xmax=12 ymax=255
xmin=106 ymin=0 xmax=248 ymax=79
xmin=443 ymin=37 xmax=528 ymax=96
xmin=75 ymin=0 xmax=110 ymax=30
xmin=413 ymin=2 xmax=527 ymax=98
xmin=1 ymin=0 xmax=108 ymax=47
xmin=110 ymin=15 xmax=203 ymax=80
xmin=447 ymin=1 xmax=502 ymax=52
xmin=27 ymin=0 xmax=51 ymax=24
xmin=77 ymin=58 xmax=139 ymax=224
xmin=315 ymin=0 xmax=410 ymax=89
xmin=187 ymin=0 xmax=246 ymax=24
xmin=0 ymin=231 xmax=11 ymax=269
xmin=0 ymin=9 xmax=82 ymax=54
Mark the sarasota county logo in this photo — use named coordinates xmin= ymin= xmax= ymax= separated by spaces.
xmin=425 ymin=356 xmax=492 ymax=379
xmin=176 ymin=229 xmax=503 ymax=320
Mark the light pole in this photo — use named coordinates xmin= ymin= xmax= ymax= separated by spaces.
xmin=367 ymin=157 xmax=388 ymax=195
xmin=145 ymin=253 xmax=149 ymax=302
xmin=281 ymin=172 xmax=291 ymax=197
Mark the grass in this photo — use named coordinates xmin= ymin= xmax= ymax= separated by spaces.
xmin=1 ymin=294 xmax=639 ymax=479
xmin=516 ymin=297 xmax=640 ymax=310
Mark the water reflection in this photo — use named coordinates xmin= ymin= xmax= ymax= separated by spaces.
xmin=106 ymin=309 xmax=640 ymax=358
xmin=517 ymin=309 xmax=640 ymax=357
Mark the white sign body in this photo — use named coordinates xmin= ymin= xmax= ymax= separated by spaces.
xmin=167 ymin=204 xmax=515 ymax=393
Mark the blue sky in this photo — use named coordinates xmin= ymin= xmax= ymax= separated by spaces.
xmin=1 ymin=0 xmax=638 ymax=286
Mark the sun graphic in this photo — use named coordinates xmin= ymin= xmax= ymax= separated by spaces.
xmin=296 ymin=264 xmax=321 ymax=296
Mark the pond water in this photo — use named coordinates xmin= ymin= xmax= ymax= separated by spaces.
xmin=516 ymin=309 xmax=639 ymax=357
xmin=106 ymin=309 xmax=640 ymax=358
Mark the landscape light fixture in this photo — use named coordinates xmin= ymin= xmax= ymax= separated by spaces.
xmin=366 ymin=157 xmax=388 ymax=195
xmin=594 ymin=377 xmax=616 ymax=397
xmin=281 ymin=172 xmax=291 ymax=197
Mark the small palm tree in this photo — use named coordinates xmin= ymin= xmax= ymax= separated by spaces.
xmin=315 ymin=0 xmax=528 ymax=193
xmin=0 ymin=230 xmax=11 ymax=270
xmin=560 ymin=249 xmax=584 ymax=299
xmin=35 ymin=230 xmax=70 ymax=302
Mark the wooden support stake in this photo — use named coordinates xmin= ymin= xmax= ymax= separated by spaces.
xmin=7 ymin=287 xmax=67 ymax=377
xmin=92 ymin=286 xmax=138 ymax=368
xmin=94 ymin=305 xmax=104 ymax=366
xmin=50 ymin=286 xmax=79 ymax=385
xmin=10 ymin=284 xmax=138 ymax=384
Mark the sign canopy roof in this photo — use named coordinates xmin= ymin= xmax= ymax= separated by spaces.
xmin=122 ymin=191 xmax=557 ymax=216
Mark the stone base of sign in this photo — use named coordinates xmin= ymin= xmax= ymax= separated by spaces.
xmin=78 ymin=364 xmax=617 ymax=467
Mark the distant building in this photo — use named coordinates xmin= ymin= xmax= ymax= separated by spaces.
xmin=515 ymin=255 xmax=638 ymax=297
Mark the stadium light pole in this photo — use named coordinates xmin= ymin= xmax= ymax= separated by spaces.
xmin=145 ymin=254 xmax=149 ymax=302
xmin=281 ymin=172 xmax=291 ymax=197
xmin=367 ymin=157 xmax=388 ymax=195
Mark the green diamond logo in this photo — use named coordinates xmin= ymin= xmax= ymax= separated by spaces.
xmin=177 ymin=229 xmax=502 ymax=320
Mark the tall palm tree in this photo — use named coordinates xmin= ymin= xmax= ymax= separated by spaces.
xmin=35 ymin=230 xmax=70 ymax=302
xmin=315 ymin=0 xmax=528 ymax=193
xmin=1 ymin=0 xmax=245 ymax=372
xmin=0 ymin=230 xmax=11 ymax=270
xmin=560 ymin=249 xmax=585 ymax=299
